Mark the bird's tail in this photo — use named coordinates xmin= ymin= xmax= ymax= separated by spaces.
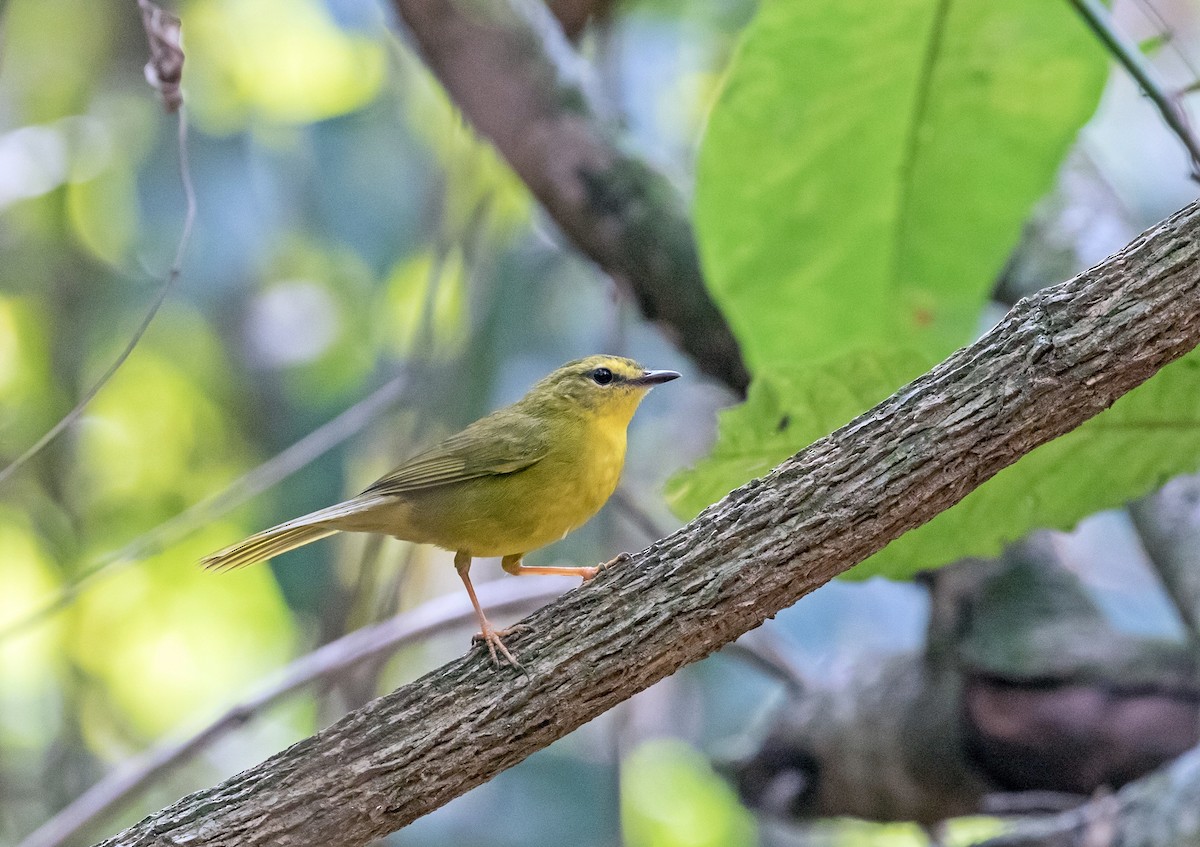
xmin=201 ymin=523 xmax=336 ymax=571
xmin=201 ymin=497 xmax=384 ymax=571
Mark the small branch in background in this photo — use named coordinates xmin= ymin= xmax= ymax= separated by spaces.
xmin=137 ymin=0 xmax=184 ymax=113
xmin=610 ymin=486 xmax=674 ymax=542
xmin=0 ymin=1 xmax=194 ymax=488
xmin=975 ymin=747 xmax=1200 ymax=847
xmin=341 ymin=534 xmax=392 ymax=635
xmin=18 ymin=577 xmax=570 ymax=847
xmin=1129 ymin=0 xmax=1200 ymax=87
xmin=389 ymin=0 xmax=751 ymax=394
xmin=325 ymin=541 xmax=416 ymax=716
xmin=980 ymin=792 xmax=1090 ymax=817
xmin=1067 ymin=0 xmax=1200 ymax=181
xmin=719 ymin=629 xmax=808 ymax=694
xmin=0 ymin=372 xmax=412 ymax=647
xmin=1128 ymin=478 xmax=1200 ymax=644
xmin=545 ymin=0 xmax=616 ymax=41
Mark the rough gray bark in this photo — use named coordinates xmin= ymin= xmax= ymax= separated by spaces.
xmin=976 ymin=745 xmax=1200 ymax=847
xmin=95 ymin=204 xmax=1200 ymax=847
xmin=389 ymin=0 xmax=751 ymax=394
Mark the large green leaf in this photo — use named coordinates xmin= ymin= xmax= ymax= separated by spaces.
xmin=667 ymin=348 xmax=933 ymax=516
xmin=695 ymin=0 xmax=1108 ymax=370
xmin=867 ymin=352 xmax=1200 ymax=578
xmin=668 ymin=352 xmax=1200 ymax=580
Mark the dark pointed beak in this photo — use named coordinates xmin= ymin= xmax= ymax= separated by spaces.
xmin=631 ymin=369 xmax=681 ymax=387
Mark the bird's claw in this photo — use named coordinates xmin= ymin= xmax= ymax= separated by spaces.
xmin=580 ymin=551 xmax=631 ymax=582
xmin=472 ymin=623 xmax=529 ymax=670
xmin=606 ymin=551 xmax=632 ymax=568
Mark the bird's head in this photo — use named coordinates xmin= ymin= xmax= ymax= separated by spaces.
xmin=525 ymin=355 xmax=680 ymax=426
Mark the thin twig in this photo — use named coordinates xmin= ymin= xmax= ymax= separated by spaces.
xmin=1127 ymin=485 xmax=1200 ymax=646
xmin=981 ymin=791 xmax=1090 ymax=817
xmin=1129 ymin=0 xmax=1200 ymax=91
xmin=137 ymin=0 xmax=184 ymax=114
xmin=18 ymin=577 xmax=571 ymax=847
xmin=0 ymin=111 xmax=196 ymax=487
xmin=0 ymin=372 xmax=411 ymax=646
xmin=610 ymin=487 xmax=674 ymax=541
xmin=720 ymin=630 xmax=808 ymax=693
xmin=1067 ymin=0 xmax=1200 ymax=180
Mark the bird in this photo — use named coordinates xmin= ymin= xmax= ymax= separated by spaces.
xmin=202 ymin=355 xmax=680 ymax=666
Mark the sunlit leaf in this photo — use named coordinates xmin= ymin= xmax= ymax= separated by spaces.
xmin=0 ymin=513 xmax=62 ymax=689
xmin=66 ymin=152 xmax=139 ymax=266
xmin=65 ymin=98 xmax=157 ymax=267
xmin=670 ymin=351 xmax=1200 ymax=580
xmin=380 ymin=247 xmax=469 ymax=360
xmin=72 ymin=327 xmax=250 ymax=540
xmin=668 ymin=348 xmax=932 ymax=517
xmin=2 ymin=0 xmax=115 ymax=123
xmin=72 ymin=528 xmax=294 ymax=736
xmin=695 ymin=0 xmax=1108 ymax=370
xmin=0 ymin=296 xmax=61 ymax=452
xmin=183 ymin=0 xmax=387 ymax=129
xmin=621 ymin=739 xmax=756 ymax=847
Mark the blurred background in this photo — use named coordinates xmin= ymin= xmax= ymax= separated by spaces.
xmin=2 ymin=0 xmax=1200 ymax=845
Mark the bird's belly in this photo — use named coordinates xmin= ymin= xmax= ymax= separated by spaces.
xmin=392 ymin=441 xmax=623 ymax=558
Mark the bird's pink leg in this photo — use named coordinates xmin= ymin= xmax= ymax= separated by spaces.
xmin=501 ymin=551 xmax=631 ymax=582
xmin=455 ymin=551 xmax=522 ymax=668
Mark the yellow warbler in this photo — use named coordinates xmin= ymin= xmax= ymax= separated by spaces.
xmin=202 ymin=355 xmax=679 ymax=665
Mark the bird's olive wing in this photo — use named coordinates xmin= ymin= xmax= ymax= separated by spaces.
xmin=361 ymin=410 xmax=549 ymax=497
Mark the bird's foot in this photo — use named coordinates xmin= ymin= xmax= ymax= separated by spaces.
xmin=472 ymin=623 xmax=529 ymax=669
xmin=580 ymin=551 xmax=631 ymax=582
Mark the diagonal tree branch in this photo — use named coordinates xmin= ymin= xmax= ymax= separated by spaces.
xmin=93 ymin=201 xmax=1200 ymax=846
xmin=389 ymin=0 xmax=751 ymax=394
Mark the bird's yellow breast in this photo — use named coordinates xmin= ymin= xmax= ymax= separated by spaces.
xmin=383 ymin=410 xmax=629 ymax=558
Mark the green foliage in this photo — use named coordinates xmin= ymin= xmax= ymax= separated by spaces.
xmin=73 ymin=530 xmax=295 ymax=737
xmin=672 ymin=0 xmax=1178 ymax=579
xmin=804 ymin=817 xmax=1005 ymax=846
xmin=183 ymin=0 xmax=387 ymax=130
xmin=872 ymin=353 xmax=1200 ymax=578
xmin=1139 ymin=33 xmax=1170 ymax=56
xmin=260 ymin=241 xmax=381 ymax=406
xmin=397 ymin=45 xmax=532 ymax=242
xmin=0 ymin=296 xmax=60 ymax=451
xmin=695 ymin=0 xmax=1107 ymax=370
xmin=621 ymin=740 xmax=756 ymax=847
xmin=0 ymin=509 xmax=62 ymax=746
xmin=381 ymin=248 xmax=470 ymax=361
xmin=672 ymin=349 xmax=1200 ymax=579
xmin=66 ymin=97 xmax=160 ymax=268
xmin=668 ymin=351 xmax=931 ymax=516
xmin=3 ymin=0 xmax=115 ymax=122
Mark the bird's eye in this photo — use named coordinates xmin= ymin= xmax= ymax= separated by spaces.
xmin=591 ymin=367 xmax=614 ymax=385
